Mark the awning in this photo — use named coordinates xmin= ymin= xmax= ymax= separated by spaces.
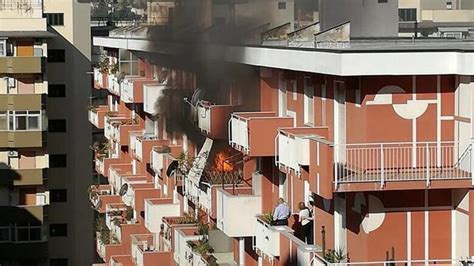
xmin=186 ymin=138 xmax=213 ymax=185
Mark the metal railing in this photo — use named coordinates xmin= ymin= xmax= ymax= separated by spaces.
xmin=335 ymin=141 xmax=472 ymax=187
xmin=229 ymin=114 xmax=249 ymax=153
xmin=0 ymin=0 xmax=42 ymax=10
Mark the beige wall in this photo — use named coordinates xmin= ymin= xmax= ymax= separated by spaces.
xmin=43 ymin=0 xmax=91 ymax=59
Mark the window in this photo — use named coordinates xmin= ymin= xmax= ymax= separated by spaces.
xmin=0 ymin=226 xmax=9 ymax=242
xmin=48 ymin=84 xmax=66 ymax=97
xmin=399 ymin=8 xmax=417 ymax=21
xmin=48 ymin=49 xmax=65 ymax=63
xmin=44 ymin=13 xmax=64 ymax=26
xmin=49 ymin=155 xmax=67 ymax=168
xmin=50 ymin=259 xmax=68 ymax=266
xmin=119 ymin=50 xmax=138 ymax=76
xmin=49 ymin=224 xmax=67 ymax=237
xmin=378 ymin=0 xmax=388 ymax=2
xmin=50 ymin=189 xmax=67 ymax=202
xmin=15 ymin=225 xmax=42 ymax=242
xmin=0 ymin=40 xmax=5 ymax=56
xmin=278 ymin=2 xmax=286 ymax=9
xmin=3 ymin=111 xmax=42 ymax=131
xmin=48 ymin=119 xmax=66 ymax=132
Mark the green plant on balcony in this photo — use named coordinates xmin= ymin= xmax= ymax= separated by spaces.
xmin=260 ymin=212 xmax=274 ymax=225
xmin=95 ymin=216 xmax=112 ymax=245
xmin=177 ymin=215 xmax=198 ymax=225
xmin=197 ymin=221 xmax=209 ymax=237
xmin=98 ymin=57 xmax=110 ymax=74
xmin=187 ymin=239 xmax=214 ymax=257
xmin=324 ymin=247 xmax=348 ymax=263
xmin=109 ymin=63 xmax=119 ymax=74
xmin=105 ymin=111 xmax=120 ymax=117
xmin=126 ymin=206 xmax=133 ymax=220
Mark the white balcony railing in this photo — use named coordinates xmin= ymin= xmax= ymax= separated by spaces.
xmin=35 ymin=192 xmax=49 ymax=206
xmin=197 ymin=103 xmax=211 ymax=134
xmin=108 ymin=75 xmax=120 ymax=95
xmin=255 ymin=218 xmax=292 ymax=259
xmin=88 ymin=109 xmax=99 ymax=126
xmin=276 ymin=131 xmax=311 ymax=175
xmin=151 ymin=149 xmax=165 ymax=173
xmin=216 ymin=188 xmax=261 ymax=237
xmin=94 ymin=69 xmax=103 ymax=87
xmin=121 ymin=78 xmax=134 ymax=103
xmin=144 ymin=199 xmax=180 ymax=235
xmin=229 ymin=114 xmax=249 ymax=152
xmin=335 ymin=141 xmax=472 ymax=187
xmin=144 ymin=84 xmax=167 ymax=115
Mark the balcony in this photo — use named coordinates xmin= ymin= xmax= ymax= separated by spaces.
xmin=144 ymin=198 xmax=180 ymax=235
xmin=88 ymin=106 xmax=109 ymax=129
xmin=143 ymin=84 xmax=169 ymax=115
xmin=276 ymin=127 xmax=328 ymax=176
xmin=120 ymin=77 xmax=157 ymax=104
xmin=104 ymin=116 xmax=140 ymax=145
xmin=0 ymin=168 xmax=46 ymax=186
xmin=121 ymin=179 xmax=154 ymax=207
xmin=161 ymin=216 xmax=198 ymax=253
xmin=131 ymin=133 xmax=169 ymax=162
xmin=95 ymin=153 xmax=121 ymax=177
xmin=89 ymin=185 xmax=123 ymax=213
xmin=335 ymin=141 xmax=473 ymax=191
xmin=216 ymin=187 xmax=261 ymax=237
xmin=0 ymin=131 xmax=44 ymax=148
xmin=255 ymin=217 xmax=292 ymax=259
xmin=174 ymin=227 xmax=203 ymax=265
xmin=0 ymin=94 xmax=43 ymax=111
xmin=196 ymin=101 xmax=239 ymax=139
xmin=229 ymin=112 xmax=294 ymax=157
xmin=94 ymin=68 xmax=108 ymax=89
xmin=131 ymin=234 xmax=173 ymax=266
xmin=0 ymin=56 xmax=44 ymax=74
xmin=108 ymin=75 xmax=121 ymax=96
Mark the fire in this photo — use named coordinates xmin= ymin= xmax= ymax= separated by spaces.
xmin=214 ymin=150 xmax=234 ymax=172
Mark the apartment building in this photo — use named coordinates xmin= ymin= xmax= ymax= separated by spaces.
xmin=399 ymin=0 xmax=474 ymax=38
xmin=0 ymin=0 xmax=92 ymax=265
xmin=90 ymin=1 xmax=474 ymax=266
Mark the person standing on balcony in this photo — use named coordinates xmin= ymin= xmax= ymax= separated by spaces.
xmin=298 ymin=201 xmax=314 ymax=244
xmin=273 ymin=198 xmax=290 ymax=226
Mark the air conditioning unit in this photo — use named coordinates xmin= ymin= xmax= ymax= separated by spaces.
xmin=7 ymin=150 xmax=19 ymax=158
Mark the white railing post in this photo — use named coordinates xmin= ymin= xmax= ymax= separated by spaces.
xmin=380 ymin=143 xmax=384 ymax=188
xmin=274 ymin=133 xmax=279 ymax=166
xmin=471 ymin=140 xmax=474 ymax=185
xmin=426 ymin=143 xmax=430 ymax=187
xmin=334 ymin=144 xmax=338 ymax=190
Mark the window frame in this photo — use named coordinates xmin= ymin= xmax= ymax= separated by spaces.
xmin=0 ymin=40 xmax=6 ymax=57
xmin=1 ymin=111 xmax=42 ymax=131
xmin=399 ymin=8 xmax=417 ymax=22
xmin=45 ymin=13 xmax=64 ymax=26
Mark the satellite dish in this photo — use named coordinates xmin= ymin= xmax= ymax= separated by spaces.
xmin=119 ymin=183 xmax=129 ymax=196
xmin=94 ymin=199 xmax=102 ymax=210
xmin=191 ymin=88 xmax=205 ymax=106
xmin=117 ymin=72 xmax=126 ymax=83
xmin=166 ymin=160 xmax=179 ymax=177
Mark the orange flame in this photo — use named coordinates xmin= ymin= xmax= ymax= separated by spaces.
xmin=214 ymin=150 xmax=234 ymax=172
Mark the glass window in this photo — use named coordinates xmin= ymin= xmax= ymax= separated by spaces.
xmin=16 ymin=116 xmax=26 ymax=130
xmin=44 ymin=13 xmax=64 ymax=26
xmin=50 ymin=189 xmax=67 ymax=202
xmin=28 ymin=117 xmax=39 ymax=130
xmin=48 ymin=119 xmax=66 ymax=133
xmin=17 ymin=227 xmax=29 ymax=241
xmin=0 ymin=227 xmax=9 ymax=242
xmin=48 ymin=84 xmax=66 ymax=98
xmin=49 ymin=155 xmax=67 ymax=168
xmin=0 ymin=40 xmax=5 ymax=56
xmin=49 ymin=224 xmax=67 ymax=237
xmin=48 ymin=50 xmax=65 ymax=63
xmin=399 ymin=8 xmax=417 ymax=22
xmin=278 ymin=2 xmax=286 ymax=9
xmin=0 ymin=112 xmax=7 ymax=130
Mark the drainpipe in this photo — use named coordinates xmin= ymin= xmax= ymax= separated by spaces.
xmin=239 ymin=238 xmax=245 ymax=266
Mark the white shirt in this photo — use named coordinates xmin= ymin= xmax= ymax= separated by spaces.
xmin=299 ymin=208 xmax=312 ymax=226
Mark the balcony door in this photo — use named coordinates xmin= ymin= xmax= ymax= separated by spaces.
xmin=334 ymin=81 xmax=346 ymax=162
xmin=16 ymin=40 xmax=34 ymax=57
